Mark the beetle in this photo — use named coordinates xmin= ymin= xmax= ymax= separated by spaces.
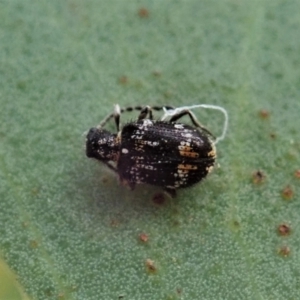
xmin=85 ymin=104 xmax=228 ymax=197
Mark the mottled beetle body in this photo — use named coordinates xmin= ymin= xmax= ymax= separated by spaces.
xmin=86 ymin=104 xmax=226 ymax=197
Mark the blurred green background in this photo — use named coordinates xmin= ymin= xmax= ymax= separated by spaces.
xmin=0 ymin=0 xmax=299 ymax=299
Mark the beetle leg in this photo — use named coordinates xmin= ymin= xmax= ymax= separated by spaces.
xmin=97 ymin=112 xmax=114 ymax=129
xmin=104 ymin=162 xmax=118 ymax=173
xmin=137 ymin=105 xmax=175 ymax=120
xmin=113 ymin=104 xmax=122 ymax=131
xmin=169 ymin=109 xmax=215 ymax=138
xmin=169 ymin=109 xmax=201 ymax=127
xmin=138 ymin=106 xmax=153 ymax=120
xmin=97 ymin=105 xmax=176 ymax=129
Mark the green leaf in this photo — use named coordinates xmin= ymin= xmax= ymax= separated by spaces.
xmin=1 ymin=0 xmax=299 ymax=299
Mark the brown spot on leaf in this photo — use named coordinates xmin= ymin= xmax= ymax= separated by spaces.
xmin=259 ymin=109 xmax=270 ymax=119
xmin=282 ymin=185 xmax=293 ymax=200
xmin=29 ymin=240 xmax=38 ymax=249
xmin=176 ymin=288 xmax=182 ymax=295
xmin=152 ymin=70 xmax=162 ymax=77
xmin=138 ymin=7 xmax=149 ymax=18
xmin=294 ymin=170 xmax=300 ymax=179
xmin=119 ymin=76 xmax=128 ymax=85
xmin=31 ymin=187 xmax=39 ymax=196
xmin=110 ymin=219 xmax=120 ymax=227
xmin=101 ymin=176 xmax=109 ymax=184
xmin=139 ymin=233 xmax=149 ymax=243
xmin=252 ymin=170 xmax=266 ymax=184
xmin=277 ymin=223 xmax=291 ymax=236
xmin=278 ymin=246 xmax=290 ymax=257
xmin=145 ymin=259 xmax=156 ymax=273
xmin=57 ymin=293 xmax=65 ymax=299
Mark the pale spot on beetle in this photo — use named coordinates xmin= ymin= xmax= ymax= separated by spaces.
xmin=136 ymin=164 xmax=157 ymax=171
xmin=180 ymin=141 xmax=191 ymax=147
xmin=135 ymin=130 xmax=144 ymax=135
xmin=178 ymin=173 xmax=187 ymax=178
xmin=174 ymin=124 xmax=184 ymax=129
xmin=131 ymin=134 xmax=143 ymax=139
xmin=178 ymin=145 xmax=199 ymax=158
xmin=142 ymin=119 xmax=153 ymax=127
xmin=208 ymin=148 xmax=216 ymax=158
xmin=122 ymin=148 xmax=129 ymax=154
xmin=179 ymin=151 xmax=199 ymax=158
xmin=177 ymin=169 xmax=189 ymax=174
xmin=178 ymin=145 xmax=192 ymax=151
xmin=178 ymin=164 xmax=198 ymax=170
xmin=181 ymin=133 xmax=192 ymax=138
xmin=116 ymin=131 xmax=122 ymax=143
xmin=166 ymin=185 xmax=176 ymax=189
xmin=131 ymin=156 xmax=144 ymax=160
xmin=206 ymin=165 xmax=214 ymax=173
xmin=137 ymin=140 xmax=159 ymax=147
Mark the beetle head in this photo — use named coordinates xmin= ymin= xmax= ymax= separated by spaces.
xmin=86 ymin=128 xmax=119 ymax=162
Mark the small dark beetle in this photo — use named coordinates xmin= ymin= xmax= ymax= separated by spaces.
xmin=86 ymin=104 xmax=227 ymax=197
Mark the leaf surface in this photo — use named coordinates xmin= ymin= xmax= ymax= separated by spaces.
xmin=1 ymin=1 xmax=299 ymax=299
